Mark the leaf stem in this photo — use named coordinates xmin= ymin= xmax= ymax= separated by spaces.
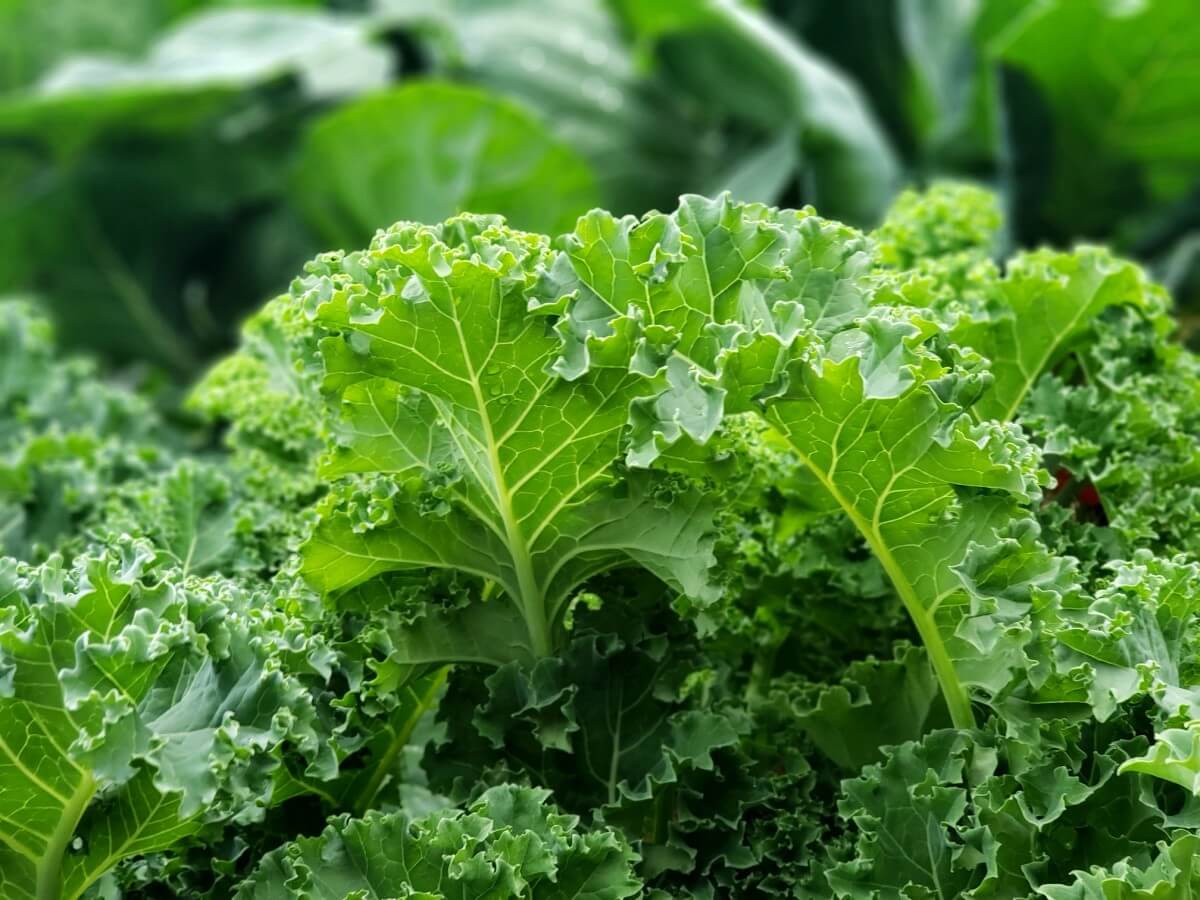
xmin=39 ymin=773 xmax=95 ymax=900
xmin=868 ymin=532 xmax=975 ymax=729
xmin=784 ymin=441 xmax=976 ymax=730
xmin=352 ymin=666 xmax=448 ymax=816
xmin=447 ymin=293 xmax=553 ymax=658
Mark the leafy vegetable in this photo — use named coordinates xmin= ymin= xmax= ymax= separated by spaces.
xmin=6 ymin=180 xmax=1200 ymax=899
xmin=235 ymin=784 xmax=642 ymax=899
xmin=296 ymin=213 xmax=720 ymax=662
xmin=0 ymin=544 xmax=331 ymax=900
xmin=989 ymin=0 xmax=1200 ymax=249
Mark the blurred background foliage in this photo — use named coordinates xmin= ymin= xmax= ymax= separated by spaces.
xmin=2 ymin=0 xmax=1198 ymax=373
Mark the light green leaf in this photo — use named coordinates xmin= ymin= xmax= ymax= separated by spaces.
xmin=950 ymin=248 xmax=1160 ymax=423
xmin=1039 ymin=552 xmax=1200 ymax=723
xmin=550 ymin=193 xmax=875 ymax=466
xmin=0 ymin=0 xmax=321 ymax=93
xmin=872 ymin=180 xmax=1001 ymax=270
xmin=760 ymin=311 xmax=1045 ymax=727
xmin=298 ymin=214 xmax=718 ymax=661
xmin=0 ymin=8 xmax=388 ymax=153
xmin=1120 ymin=725 xmax=1200 ymax=796
xmin=1038 ymin=834 xmax=1200 ymax=900
xmin=39 ymin=7 xmax=386 ymax=98
xmin=553 ymin=192 xmax=1080 ymax=730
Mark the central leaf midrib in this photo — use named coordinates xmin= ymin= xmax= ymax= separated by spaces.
xmin=443 ymin=283 xmax=550 ymax=657
xmin=998 ymin=266 xmax=1107 ymax=423
xmin=352 ymin=667 xmax=448 ymax=816
xmin=36 ymin=772 xmax=95 ymax=900
xmin=776 ymin=425 xmax=976 ymax=729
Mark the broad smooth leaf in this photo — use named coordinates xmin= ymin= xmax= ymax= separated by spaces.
xmin=0 ymin=8 xmax=388 ymax=152
xmin=0 ymin=0 xmax=323 ymax=92
xmin=613 ymin=0 xmax=900 ymax=224
xmin=0 ymin=7 xmax=390 ymax=374
xmin=294 ymin=82 xmax=600 ymax=248
xmin=375 ymin=0 xmax=712 ymax=216
xmin=990 ymin=0 xmax=1200 ymax=245
xmin=706 ymin=130 xmax=800 ymax=205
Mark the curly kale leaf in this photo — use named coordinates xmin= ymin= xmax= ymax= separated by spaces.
xmin=0 ymin=544 xmax=334 ymax=900
xmin=1037 ymin=834 xmax=1200 ymax=899
xmin=298 ymin=214 xmax=719 ymax=662
xmin=949 ymin=248 xmax=1161 ymax=423
xmin=551 ymin=191 xmax=1094 ymax=732
xmin=234 ymin=784 xmax=642 ymax=900
xmin=423 ymin=602 xmax=754 ymax=882
xmin=829 ymin=712 xmax=1192 ymax=899
xmin=0 ymin=300 xmax=169 ymax=563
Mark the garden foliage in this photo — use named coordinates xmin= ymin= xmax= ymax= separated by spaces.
xmin=3 ymin=182 xmax=1200 ymax=897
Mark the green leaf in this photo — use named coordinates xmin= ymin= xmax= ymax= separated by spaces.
xmin=760 ymin=310 xmax=1045 ymax=727
xmin=989 ymin=0 xmax=1200 ymax=245
xmin=188 ymin=293 xmax=325 ymax=476
xmin=788 ymin=643 xmax=946 ymax=771
xmin=830 ymin=716 xmax=1186 ymax=899
xmin=1120 ymin=725 xmax=1200 ymax=796
xmin=1016 ymin=299 xmax=1200 ymax=559
xmin=706 ymin=130 xmax=799 ymax=205
xmin=0 ymin=300 xmax=166 ymax=563
xmin=425 ymin=614 xmax=762 ymax=889
xmin=550 ymin=192 xmax=875 ymax=467
xmin=375 ymin=0 xmax=705 ymax=216
xmin=1042 ymin=552 xmax=1200 ymax=724
xmin=872 ymin=181 xmax=1001 ymax=270
xmin=294 ymin=82 xmax=601 ymax=249
xmin=0 ymin=0 xmax=321 ymax=92
xmin=0 ymin=8 xmax=389 ymax=152
xmin=895 ymin=0 xmax=985 ymax=155
xmin=613 ymin=0 xmax=899 ymax=224
xmin=339 ymin=666 xmax=449 ymax=817
xmin=95 ymin=461 xmax=240 ymax=577
xmin=555 ymin=191 xmax=1085 ymax=731
xmin=0 ymin=544 xmax=331 ymax=900
xmin=828 ymin=730 xmax=982 ymax=898
xmin=950 ymin=248 xmax=1161 ymax=423
xmin=234 ymin=784 xmax=643 ymax=899
xmin=1038 ymin=834 xmax=1200 ymax=900
xmin=298 ymin=214 xmax=718 ymax=661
